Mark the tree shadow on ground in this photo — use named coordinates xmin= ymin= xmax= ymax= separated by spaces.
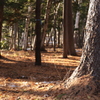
xmin=0 ymin=55 xmax=77 ymax=82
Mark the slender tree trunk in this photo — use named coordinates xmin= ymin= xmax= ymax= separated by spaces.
xmin=11 ymin=23 xmax=18 ymax=50
xmin=53 ymin=3 xmax=61 ymax=51
xmin=74 ymin=11 xmax=80 ymax=48
xmin=17 ymin=26 xmax=20 ymax=50
xmin=54 ymin=7 xmax=57 ymax=51
xmin=41 ymin=0 xmax=52 ymax=51
xmin=74 ymin=12 xmax=80 ymax=29
xmin=23 ymin=5 xmax=32 ymax=50
xmin=30 ymin=22 xmax=35 ymax=50
xmin=23 ymin=18 xmax=29 ymax=50
xmin=57 ymin=22 xmax=61 ymax=47
xmin=74 ymin=0 xmax=82 ymax=48
xmin=0 ymin=0 xmax=4 ymax=58
xmin=32 ymin=35 xmax=36 ymax=50
xmin=46 ymin=28 xmax=54 ymax=46
xmin=35 ymin=0 xmax=41 ymax=65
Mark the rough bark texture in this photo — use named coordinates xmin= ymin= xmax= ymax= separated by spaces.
xmin=69 ymin=0 xmax=100 ymax=81
xmin=63 ymin=1 xmax=100 ymax=95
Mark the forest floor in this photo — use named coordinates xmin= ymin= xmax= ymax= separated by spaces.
xmin=0 ymin=48 xmax=100 ymax=100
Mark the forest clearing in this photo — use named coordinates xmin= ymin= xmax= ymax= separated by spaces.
xmin=0 ymin=48 xmax=100 ymax=100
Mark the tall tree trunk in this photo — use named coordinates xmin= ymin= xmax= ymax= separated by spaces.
xmin=41 ymin=0 xmax=52 ymax=51
xmin=35 ymin=0 xmax=41 ymax=65
xmin=74 ymin=0 xmax=82 ymax=29
xmin=65 ymin=0 xmax=100 ymax=93
xmin=53 ymin=6 xmax=57 ymax=51
xmin=11 ymin=23 xmax=18 ymax=50
xmin=32 ymin=35 xmax=36 ymax=50
xmin=0 ymin=0 xmax=4 ymax=58
xmin=63 ymin=0 xmax=69 ymax=58
xmin=57 ymin=22 xmax=61 ymax=47
xmin=74 ymin=12 xmax=80 ymax=29
xmin=46 ymin=28 xmax=53 ymax=46
xmin=23 ymin=18 xmax=29 ymax=50
xmin=63 ymin=0 xmax=76 ymax=57
xmin=23 ymin=5 xmax=32 ymax=50
xmin=17 ymin=26 xmax=20 ymax=50
xmin=53 ymin=3 xmax=61 ymax=51
xmin=74 ymin=0 xmax=82 ymax=48
xmin=67 ymin=0 xmax=76 ymax=55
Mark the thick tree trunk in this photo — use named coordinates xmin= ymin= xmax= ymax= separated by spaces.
xmin=67 ymin=0 xmax=76 ymax=55
xmin=63 ymin=0 xmax=76 ymax=57
xmin=65 ymin=0 xmax=100 ymax=94
xmin=69 ymin=0 xmax=100 ymax=80
xmin=63 ymin=0 xmax=69 ymax=58
xmin=63 ymin=1 xmax=100 ymax=96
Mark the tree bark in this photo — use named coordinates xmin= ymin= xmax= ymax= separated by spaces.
xmin=23 ymin=5 xmax=32 ymax=50
xmin=35 ymin=0 xmax=41 ymax=65
xmin=62 ymin=4 xmax=100 ymax=96
xmin=63 ymin=1 xmax=100 ymax=95
xmin=23 ymin=18 xmax=29 ymax=50
xmin=57 ymin=22 xmax=61 ymax=47
xmin=46 ymin=28 xmax=53 ymax=46
xmin=53 ymin=3 xmax=61 ymax=51
xmin=67 ymin=0 xmax=76 ymax=55
xmin=11 ymin=23 xmax=18 ymax=50
xmin=69 ymin=0 xmax=100 ymax=80
xmin=74 ymin=0 xmax=82 ymax=48
xmin=41 ymin=0 xmax=52 ymax=51
xmin=63 ymin=0 xmax=69 ymax=58
xmin=0 ymin=0 xmax=4 ymax=58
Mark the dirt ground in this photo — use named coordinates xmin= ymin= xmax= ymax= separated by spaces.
xmin=0 ymin=48 xmax=99 ymax=100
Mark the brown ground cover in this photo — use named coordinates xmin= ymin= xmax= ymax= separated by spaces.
xmin=1 ymin=48 xmax=99 ymax=100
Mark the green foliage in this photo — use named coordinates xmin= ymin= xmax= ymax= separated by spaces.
xmin=4 ymin=0 xmax=35 ymax=24
xmin=0 ymin=40 xmax=9 ymax=49
xmin=1 ymin=0 xmax=89 ymax=49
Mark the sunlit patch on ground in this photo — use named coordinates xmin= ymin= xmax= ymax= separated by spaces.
xmin=0 ymin=48 xmax=82 ymax=99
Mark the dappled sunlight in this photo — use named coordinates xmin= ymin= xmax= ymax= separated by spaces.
xmin=0 ymin=48 xmax=82 ymax=99
xmin=0 ymin=76 xmax=61 ymax=99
